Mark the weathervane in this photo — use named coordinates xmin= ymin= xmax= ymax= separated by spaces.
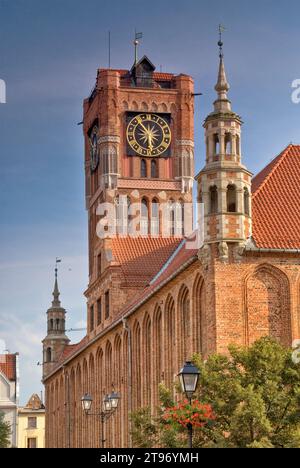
xmin=218 ymin=24 xmax=226 ymax=58
xmin=55 ymin=257 xmax=62 ymax=279
xmin=133 ymin=31 xmax=143 ymax=65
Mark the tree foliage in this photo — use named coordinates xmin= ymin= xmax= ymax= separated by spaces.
xmin=131 ymin=338 xmax=300 ymax=448
xmin=0 ymin=412 xmax=11 ymax=448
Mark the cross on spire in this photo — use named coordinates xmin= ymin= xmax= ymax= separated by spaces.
xmin=52 ymin=258 xmax=62 ymax=307
xmin=218 ymin=24 xmax=226 ymax=58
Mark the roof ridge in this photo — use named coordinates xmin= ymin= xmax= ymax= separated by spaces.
xmin=252 ymin=144 xmax=294 ymax=199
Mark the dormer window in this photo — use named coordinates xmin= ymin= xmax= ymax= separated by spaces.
xmin=131 ymin=56 xmax=156 ymax=88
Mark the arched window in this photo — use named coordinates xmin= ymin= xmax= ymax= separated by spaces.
xmin=151 ymin=198 xmax=160 ymax=236
xmin=225 ymin=133 xmax=232 ymax=155
xmin=141 ymin=198 xmax=149 ymax=236
xmin=227 ymin=185 xmax=237 ymax=213
xmin=143 ymin=315 xmax=152 ymax=406
xmin=210 ymin=186 xmax=218 ymax=214
xmin=179 ymin=199 xmax=185 ymax=237
xmin=179 ymin=287 xmax=191 ymax=363
xmin=56 ymin=318 xmax=60 ymax=331
xmin=236 ymin=135 xmax=240 ymax=155
xmin=213 ymin=134 xmax=220 ymax=155
xmin=169 ymin=199 xmax=175 ymax=236
xmin=151 ymin=160 xmax=158 ymax=178
xmin=46 ymin=347 xmax=52 ymax=363
xmin=141 ymin=159 xmax=147 ymax=178
xmin=244 ymin=187 xmax=250 ymax=216
xmin=50 ymin=319 xmax=54 ymax=331
xmin=165 ymin=296 xmax=175 ymax=389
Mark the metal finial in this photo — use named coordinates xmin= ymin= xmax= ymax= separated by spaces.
xmin=133 ymin=30 xmax=143 ymax=65
xmin=218 ymin=24 xmax=226 ymax=57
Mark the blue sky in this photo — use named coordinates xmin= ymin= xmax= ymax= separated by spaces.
xmin=0 ymin=0 xmax=299 ymax=404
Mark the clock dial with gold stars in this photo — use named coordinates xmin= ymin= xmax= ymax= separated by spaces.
xmin=126 ymin=113 xmax=172 ymax=157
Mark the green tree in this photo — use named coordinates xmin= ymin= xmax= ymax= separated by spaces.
xmin=131 ymin=338 xmax=300 ymax=448
xmin=0 ymin=412 xmax=11 ymax=448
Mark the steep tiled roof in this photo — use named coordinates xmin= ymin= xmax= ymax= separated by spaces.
xmin=115 ymin=237 xmax=198 ymax=319
xmin=0 ymin=354 xmax=17 ymax=381
xmin=57 ymin=337 xmax=88 ymax=364
xmin=252 ymin=145 xmax=300 ymax=249
xmin=111 ymin=237 xmax=183 ymax=287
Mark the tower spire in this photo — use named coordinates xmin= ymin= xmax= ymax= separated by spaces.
xmin=52 ymin=259 xmax=61 ymax=307
xmin=214 ymin=25 xmax=231 ymax=112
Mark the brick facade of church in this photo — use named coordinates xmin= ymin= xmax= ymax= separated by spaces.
xmin=42 ymin=53 xmax=300 ymax=448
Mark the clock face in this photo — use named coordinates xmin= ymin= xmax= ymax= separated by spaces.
xmin=89 ymin=126 xmax=99 ymax=172
xmin=126 ymin=113 xmax=172 ymax=157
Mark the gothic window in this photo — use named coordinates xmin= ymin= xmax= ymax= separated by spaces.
xmin=213 ymin=134 xmax=220 ymax=155
xmin=169 ymin=199 xmax=175 ymax=236
xmin=105 ymin=291 xmax=110 ymax=319
xmin=244 ymin=188 xmax=250 ymax=216
xmin=180 ymin=199 xmax=185 ymax=236
xmin=179 ymin=287 xmax=191 ymax=363
xmin=143 ymin=315 xmax=152 ymax=406
xmin=151 ymin=198 xmax=160 ymax=236
xmin=227 ymin=185 xmax=237 ymax=213
xmin=46 ymin=348 xmax=52 ymax=363
xmin=141 ymin=159 xmax=147 ymax=178
xmin=210 ymin=186 xmax=218 ymax=214
xmin=165 ymin=296 xmax=175 ymax=389
xmin=97 ymin=298 xmax=102 ymax=326
xmin=151 ymin=159 xmax=158 ymax=178
xmin=97 ymin=253 xmax=102 ymax=276
xmin=90 ymin=305 xmax=94 ymax=332
xmin=141 ymin=198 xmax=149 ymax=235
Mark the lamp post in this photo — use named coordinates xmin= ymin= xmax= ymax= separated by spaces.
xmin=81 ymin=391 xmax=121 ymax=448
xmin=178 ymin=361 xmax=200 ymax=449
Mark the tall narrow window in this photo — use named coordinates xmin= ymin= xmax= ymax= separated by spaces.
xmin=97 ymin=298 xmax=102 ymax=326
xmin=244 ymin=187 xmax=250 ymax=216
xmin=151 ymin=160 xmax=158 ymax=178
xmin=141 ymin=198 xmax=149 ymax=236
xmin=227 ymin=185 xmax=237 ymax=213
xmin=97 ymin=253 xmax=102 ymax=276
xmin=169 ymin=200 xmax=175 ymax=236
xmin=236 ymin=135 xmax=240 ymax=155
xmin=141 ymin=159 xmax=147 ymax=178
xmin=90 ymin=305 xmax=94 ymax=331
xmin=210 ymin=186 xmax=218 ymax=214
xmin=213 ymin=134 xmax=220 ymax=155
xmin=225 ymin=133 xmax=232 ymax=154
xmin=105 ymin=291 xmax=110 ymax=320
xmin=46 ymin=348 xmax=52 ymax=363
xmin=151 ymin=199 xmax=159 ymax=236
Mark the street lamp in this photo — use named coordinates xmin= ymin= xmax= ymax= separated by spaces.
xmin=178 ymin=361 xmax=200 ymax=449
xmin=81 ymin=393 xmax=93 ymax=414
xmin=82 ymin=390 xmax=121 ymax=448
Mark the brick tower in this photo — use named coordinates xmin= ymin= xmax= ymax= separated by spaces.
xmin=42 ymin=267 xmax=69 ymax=378
xmin=83 ymin=52 xmax=196 ymax=333
xmin=197 ymin=41 xmax=252 ymax=260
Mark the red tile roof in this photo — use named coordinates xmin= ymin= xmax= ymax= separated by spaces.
xmin=0 ymin=354 xmax=17 ymax=381
xmin=111 ymin=237 xmax=183 ymax=287
xmin=115 ymin=237 xmax=198 ymax=319
xmin=252 ymin=144 xmax=300 ymax=249
xmin=57 ymin=337 xmax=88 ymax=364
